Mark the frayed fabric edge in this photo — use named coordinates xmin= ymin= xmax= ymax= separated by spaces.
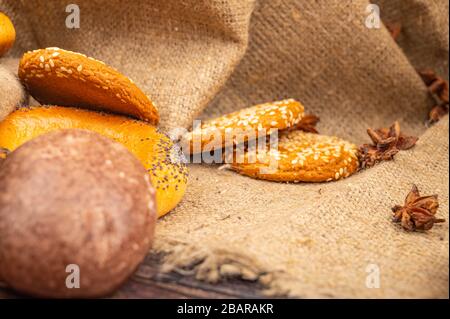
xmin=152 ymin=239 xmax=291 ymax=297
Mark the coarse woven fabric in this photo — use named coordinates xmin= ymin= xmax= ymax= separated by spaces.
xmin=0 ymin=65 xmax=24 ymax=121
xmin=0 ymin=0 xmax=448 ymax=298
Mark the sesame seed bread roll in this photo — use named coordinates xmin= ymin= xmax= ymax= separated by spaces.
xmin=0 ymin=106 xmax=187 ymax=217
xmin=0 ymin=12 xmax=15 ymax=57
xmin=230 ymin=130 xmax=359 ymax=182
xmin=18 ymin=48 xmax=159 ymax=124
xmin=182 ymin=99 xmax=304 ymax=154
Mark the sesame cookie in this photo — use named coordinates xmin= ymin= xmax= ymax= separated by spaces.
xmin=230 ymin=130 xmax=359 ymax=182
xmin=0 ymin=106 xmax=187 ymax=217
xmin=0 ymin=12 xmax=15 ymax=57
xmin=182 ymin=99 xmax=304 ymax=154
xmin=18 ymin=48 xmax=159 ymax=124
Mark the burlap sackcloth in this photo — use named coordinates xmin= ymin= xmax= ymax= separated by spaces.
xmin=1 ymin=0 xmax=448 ymax=298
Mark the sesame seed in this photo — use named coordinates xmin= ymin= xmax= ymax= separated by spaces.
xmin=39 ymin=56 xmax=44 ymax=62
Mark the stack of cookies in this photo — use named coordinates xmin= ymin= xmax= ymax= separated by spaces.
xmin=182 ymin=99 xmax=359 ymax=183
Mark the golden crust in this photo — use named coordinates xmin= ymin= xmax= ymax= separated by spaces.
xmin=182 ymin=99 xmax=304 ymax=154
xmin=18 ymin=48 xmax=159 ymax=124
xmin=230 ymin=130 xmax=359 ymax=182
xmin=0 ymin=12 xmax=15 ymax=57
xmin=0 ymin=106 xmax=187 ymax=217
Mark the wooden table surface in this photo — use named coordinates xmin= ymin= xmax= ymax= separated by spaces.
xmin=0 ymin=254 xmax=266 ymax=299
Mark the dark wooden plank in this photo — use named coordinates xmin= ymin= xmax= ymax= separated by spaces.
xmin=0 ymin=253 xmax=266 ymax=299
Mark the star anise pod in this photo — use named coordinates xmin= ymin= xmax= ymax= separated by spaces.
xmin=429 ymin=104 xmax=449 ymax=124
xmin=294 ymin=114 xmax=320 ymax=134
xmin=385 ymin=22 xmax=402 ymax=41
xmin=358 ymin=121 xmax=418 ymax=169
xmin=392 ymin=184 xmax=445 ymax=231
xmin=418 ymin=69 xmax=449 ymax=125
